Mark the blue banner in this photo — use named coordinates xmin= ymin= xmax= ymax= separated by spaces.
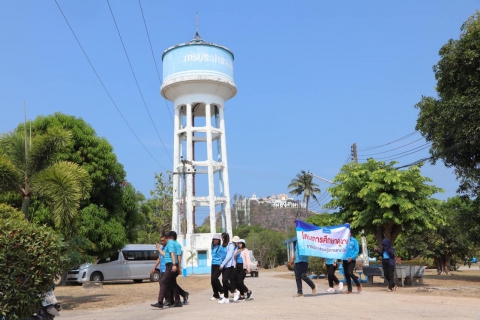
xmin=296 ymin=220 xmax=350 ymax=259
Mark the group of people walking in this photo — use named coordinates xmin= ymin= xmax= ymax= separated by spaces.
xmin=150 ymin=231 xmax=189 ymax=309
xmin=151 ymin=232 xmax=253 ymax=308
xmin=151 ymin=228 xmax=395 ymax=308
xmin=211 ymin=233 xmax=253 ymax=303
xmin=289 ymin=230 xmax=397 ymax=295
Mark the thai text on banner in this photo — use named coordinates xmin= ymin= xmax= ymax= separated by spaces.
xmin=295 ymin=220 xmax=350 ymax=259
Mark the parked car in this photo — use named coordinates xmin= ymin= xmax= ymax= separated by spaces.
xmin=66 ymin=244 xmax=159 ymax=284
xmin=249 ymin=250 xmax=259 ymax=277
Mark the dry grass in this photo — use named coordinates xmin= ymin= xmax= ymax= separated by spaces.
xmin=56 ymin=275 xmax=211 ymax=311
xmin=275 ymin=268 xmax=480 ymax=298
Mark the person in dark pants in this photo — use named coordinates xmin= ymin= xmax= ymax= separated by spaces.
xmin=210 ymin=234 xmax=225 ymax=301
xmin=151 ymin=235 xmax=168 ymax=303
xmin=376 ymin=238 xmax=396 ymax=292
xmin=342 ymin=231 xmax=362 ymax=294
xmin=235 ymin=239 xmax=252 ymax=301
xmin=287 ymin=241 xmax=316 ymax=297
xmin=325 ymin=258 xmax=342 ymax=292
xmin=171 ymin=231 xmax=189 ymax=304
xmin=218 ymin=233 xmax=240 ymax=304
xmin=151 ymin=232 xmax=181 ymax=309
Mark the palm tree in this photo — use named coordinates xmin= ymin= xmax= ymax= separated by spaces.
xmin=288 ymin=170 xmax=321 ymax=217
xmin=0 ymin=127 xmax=91 ymax=234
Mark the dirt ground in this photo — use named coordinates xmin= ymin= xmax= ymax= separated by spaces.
xmin=274 ymin=266 xmax=480 ymax=299
xmin=55 ymin=267 xmax=480 ymax=311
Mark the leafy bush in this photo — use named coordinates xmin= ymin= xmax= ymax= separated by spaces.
xmin=0 ymin=217 xmax=66 ymax=319
xmin=307 ymin=257 xmax=326 ymax=276
xmin=0 ymin=203 xmax=24 ymax=220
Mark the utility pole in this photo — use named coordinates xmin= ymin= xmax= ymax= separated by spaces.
xmin=351 ymin=143 xmax=358 ymax=163
xmin=173 ymin=158 xmax=196 ymax=237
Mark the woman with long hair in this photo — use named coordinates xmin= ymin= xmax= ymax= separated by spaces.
xmin=210 ymin=233 xmax=224 ymax=301
xmin=235 ymin=239 xmax=253 ymax=301
xmin=218 ymin=233 xmax=240 ymax=304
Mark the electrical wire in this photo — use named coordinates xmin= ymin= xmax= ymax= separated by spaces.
xmin=106 ymin=0 xmax=172 ymax=162
xmin=395 ymin=132 xmax=479 ymax=169
xmin=358 ymin=137 xmax=425 ymax=157
xmin=138 ymin=0 xmax=174 ymax=126
xmin=358 ymin=132 xmax=419 ymax=151
xmin=358 ymin=143 xmax=431 ymax=161
xmin=54 ymin=0 xmax=168 ymax=171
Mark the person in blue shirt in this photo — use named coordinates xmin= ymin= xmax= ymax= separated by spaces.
xmin=210 ymin=233 xmax=225 ymax=301
xmin=342 ymin=231 xmax=362 ymax=294
xmin=171 ymin=231 xmax=189 ymax=304
xmin=287 ymin=240 xmax=316 ymax=297
xmin=151 ymin=231 xmax=181 ymax=309
xmin=375 ymin=238 xmax=396 ymax=292
xmin=218 ymin=233 xmax=240 ymax=304
xmin=325 ymin=258 xmax=342 ymax=292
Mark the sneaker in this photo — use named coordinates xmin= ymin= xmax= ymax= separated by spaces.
xmin=238 ymin=296 xmax=245 ymax=301
xmin=357 ymin=284 xmax=362 ymax=293
xmin=183 ymin=292 xmax=189 ymax=304
xmin=218 ymin=298 xmax=230 ymax=304
xmin=210 ymin=297 xmax=219 ymax=301
xmin=150 ymin=302 xmax=164 ymax=308
xmin=293 ymin=293 xmax=303 ymax=298
xmin=343 ymin=290 xmax=353 ymax=294
xmin=338 ymin=282 xmax=344 ymax=291
xmin=386 ymin=289 xmax=392 ymax=292
xmin=326 ymin=288 xmax=335 ymax=293
xmin=233 ymin=290 xmax=240 ymax=302
xmin=246 ymin=291 xmax=252 ymax=300
xmin=312 ymin=286 xmax=317 ymax=295
xmin=173 ymin=303 xmax=182 ymax=308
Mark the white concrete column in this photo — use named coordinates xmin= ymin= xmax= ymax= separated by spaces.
xmin=186 ymin=103 xmax=194 ymax=235
xmin=205 ymin=104 xmax=216 ymax=234
xmin=218 ymin=105 xmax=232 ymax=236
xmin=172 ymin=105 xmax=181 ymax=233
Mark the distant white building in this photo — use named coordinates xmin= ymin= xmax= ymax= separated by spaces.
xmin=249 ymin=193 xmax=306 ymax=209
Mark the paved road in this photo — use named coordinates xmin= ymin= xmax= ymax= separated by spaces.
xmin=61 ymin=272 xmax=479 ymax=320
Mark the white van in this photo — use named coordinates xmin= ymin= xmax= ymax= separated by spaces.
xmin=66 ymin=244 xmax=159 ymax=283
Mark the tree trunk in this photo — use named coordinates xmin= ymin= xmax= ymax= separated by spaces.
xmin=58 ymin=270 xmax=68 ymax=286
xmin=436 ymin=255 xmax=451 ymax=275
xmin=21 ymin=194 xmax=31 ymax=220
xmin=390 ymin=224 xmax=402 ymax=245
xmin=375 ymin=226 xmax=384 ymax=251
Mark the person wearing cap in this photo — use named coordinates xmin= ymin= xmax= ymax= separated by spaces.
xmin=210 ymin=233 xmax=225 ymax=301
xmin=218 ymin=233 xmax=241 ymax=304
xmin=235 ymin=239 xmax=253 ymax=301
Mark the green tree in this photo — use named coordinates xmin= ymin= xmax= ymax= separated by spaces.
xmin=137 ymin=172 xmax=173 ymax=243
xmin=288 ymin=170 xmax=321 ymax=216
xmin=306 ymin=212 xmax=343 ymax=227
xmin=325 ymin=159 xmax=443 ymax=251
xmin=20 ymin=114 xmax=144 ymax=257
xmin=396 ymin=197 xmax=474 ymax=274
xmin=415 ymin=12 xmax=480 ymax=196
xmin=0 ymin=127 xmax=91 ymax=233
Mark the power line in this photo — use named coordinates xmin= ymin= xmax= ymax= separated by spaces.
xmin=138 ymin=0 xmax=174 ymax=126
xmin=54 ymin=0 xmax=167 ymax=171
xmin=358 ymin=143 xmax=431 ymax=161
xmin=106 ymin=0 xmax=172 ymax=162
xmin=358 ymin=137 xmax=425 ymax=157
xmin=358 ymin=132 xmax=419 ymax=151
xmin=395 ymin=132 xmax=479 ymax=169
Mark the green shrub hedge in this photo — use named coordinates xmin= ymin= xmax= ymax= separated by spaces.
xmin=0 ymin=216 xmax=66 ymax=319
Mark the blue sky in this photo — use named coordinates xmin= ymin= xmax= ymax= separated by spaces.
xmin=1 ymin=1 xmax=478 ymax=222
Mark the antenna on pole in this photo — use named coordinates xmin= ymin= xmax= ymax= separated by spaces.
xmin=193 ymin=11 xmax=202 ymax=42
